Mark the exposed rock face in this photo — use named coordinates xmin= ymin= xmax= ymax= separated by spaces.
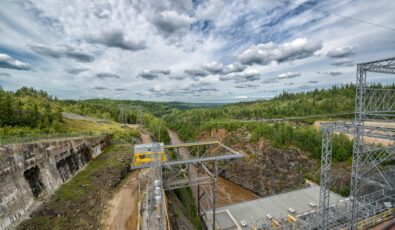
xmin=0 ymin=135 xmax=110 ymax=229
xmin=220 ymin=146 xmax=317 ymax=197
xmin=199 ymin=128 xmax=318 ymax=197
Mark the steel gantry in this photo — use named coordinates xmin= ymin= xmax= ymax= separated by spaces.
xmin=318 ymin=57 xmax=395 ymax=229
xmin=131 ymin=141 xmax=244 ymax=230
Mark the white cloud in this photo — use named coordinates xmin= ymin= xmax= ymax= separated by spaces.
xmin=0 ymin=0 xmax=394 ymax=102
xmin=152 ymin=10 xmax=194 ymax=35
xmin=236 ymin=38 xmax=323 ymax=65
xmin=30 ymin=44 xmax=95 ymax=62
xmin=235 ymin=95 xmax=248 ymax=99
xmin=0 ymin=53 xmax=31 ymax=70
xmin=278 ymin=72 xmax=301 ymax=79
xmin=327 ymin=46 xmax=356 ymax=58
xmin=87 ymin=29 xmax=146 ymax=51
xmin=138 ymin=69 xmax=171 ymax=80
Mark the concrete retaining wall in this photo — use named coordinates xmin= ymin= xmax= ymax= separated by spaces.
xmin=0 ymin=135 xmax=110 ymax=229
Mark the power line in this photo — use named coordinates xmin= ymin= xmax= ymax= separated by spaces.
xmin=277 ymin=0 xmax=395 ymax=32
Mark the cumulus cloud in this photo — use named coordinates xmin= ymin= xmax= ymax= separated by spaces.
xmin=327 ymin=46 xmax=356 ymax=58
xmin=138 ymin=69 xmax=171 ymax=80
xmin=185 ymin=85 xmax=218 ymax=93
xmin=278 ymin=72 xmax=301 ymax=79
xmin=152 ymin=10 xmax=194 ymax=35
xmin=318 ymin=71 xmax=343 ymax=76
xmin=169 ymin=75 xmax=185 ymax=80
xmin=235 ymin=84 xmax=259 ymax=88
xmin=203 ymin=61 xmax=223 ymax=74
xmin=87 ymin=29 xmax=146 ymax=51
xmin=93 ymin=86 xmax=109 ymax=90
xmin=220 ymin=68 xmax=261 ymax=82
xmin=186 ymin=62 xmax=246 ymax=79
xmin=66 ymin=67 xmax=89 ymax=75
xmin=0 ymin=53 xmax=32 ymax=70
xmin=94 ymin=73 xmax=120 ymax=79
xmin=222 ymin=63 xmax=246 ymax=74
xmin=236 ymin=38 xmax=322 ymax=65
xmin=185 ymin=68 xmax=208 ymax=78
xmin=262 ymin=78 xmax=279 ymax=84
xmin=31 ymin=45 xmax=94 ymax=63
xmin=235 ymin=95 xmax=248 ymax=99
xmin=331 ymin=59 xmax=354 ymax=67
xmin=146 ymin=82 xmax=217 ymax=97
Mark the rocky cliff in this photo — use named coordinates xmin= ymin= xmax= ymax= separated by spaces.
xmin=0 ymin=135 xmax=110 ymax=229
xmin=199 ymin=128 xmax=318 ymax=197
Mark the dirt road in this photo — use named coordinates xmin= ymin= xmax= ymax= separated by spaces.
xmin=167 ymin=130 xmax=259 ymax=211
xmin=103 ymin=131 xmax=152 ymax=230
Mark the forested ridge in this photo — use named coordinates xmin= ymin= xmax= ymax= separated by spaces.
xmin=1 ymin=84 xmax=393 ymax=162
xmin=163 ymin=84 xmax=394 ymax=163
xmin=0 ymin=87 xmax=213 ymax=141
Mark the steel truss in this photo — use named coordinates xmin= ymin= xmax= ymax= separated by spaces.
xmin=135 ymin=141 xmax=243 ymax=230
xmin=318 ymin=57 xmax=395 ymax=229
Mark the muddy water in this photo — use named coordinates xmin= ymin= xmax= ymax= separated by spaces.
xmin=167 ymin=130 xmax=259 ymax=212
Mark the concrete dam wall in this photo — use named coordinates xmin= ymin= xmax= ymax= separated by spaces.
xmin=0 ymin=135 xmax=110 ymax=229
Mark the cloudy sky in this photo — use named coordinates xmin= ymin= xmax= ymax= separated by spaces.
xmin=0 ymin=0 xmax=394 ymax=102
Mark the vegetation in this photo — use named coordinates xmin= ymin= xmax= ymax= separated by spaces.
xmin=163 ymin=84 xmax=358 ymax=140
xmin=201 ymin=121 xmax=353 ymax=162
xmin=161 ymin=84 xmax=380 ymax=162
xmin=18 ymin=144 xmax=134 ymax=230
xmin=0 ymin=87 xmax=178 ymax=142
xmin=0 ymin=87 xmax=63 ymax=136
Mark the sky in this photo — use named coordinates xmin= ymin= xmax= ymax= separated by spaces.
xmin=0 ymin=0 xmax=394 ymax=103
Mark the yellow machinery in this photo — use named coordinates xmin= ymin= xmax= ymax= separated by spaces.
xmin=131 ymin=143 xmax=168 ymax=169
xmin=356 ymin=208 xmax=394 ymax=229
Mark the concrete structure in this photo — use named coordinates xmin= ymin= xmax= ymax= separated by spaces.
xmin=203 ymin=185 xmax=344 ymax=229
xmin=0 ymin=135 xmax=110 ymax=229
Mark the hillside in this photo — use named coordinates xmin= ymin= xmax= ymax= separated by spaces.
xmin=161 ymin=85 xmax=372 ymax=196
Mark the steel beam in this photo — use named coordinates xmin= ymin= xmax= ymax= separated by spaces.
xmin=164 ymin=141 xmax=219 ymax=148
xmin=162 ymin=153 xmax=244 ymax=166
xmin=132 ymin=153 xmax=244 ymax=170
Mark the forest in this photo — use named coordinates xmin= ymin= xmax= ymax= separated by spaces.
xmin=1 ymin=83 xmax=393 ymax=163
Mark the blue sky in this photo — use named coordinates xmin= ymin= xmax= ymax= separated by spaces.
xmin=0 ymin=0 xmax=394 ymax=102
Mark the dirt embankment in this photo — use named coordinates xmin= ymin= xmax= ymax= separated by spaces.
xmin=103 ymin=131 xmax=152 ymax=230
xmin=18 ymin=143 xmax=134 ymax=230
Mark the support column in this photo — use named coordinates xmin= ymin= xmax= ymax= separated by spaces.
xmin=212 ymin=161 xmax=218 ymax=230
xmin=319 ymin=128 xmax=333 ymax=229
xmin=350 ymin=66 xmax=367 ymax=229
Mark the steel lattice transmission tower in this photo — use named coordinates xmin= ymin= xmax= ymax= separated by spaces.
xmin=318 ymin=57 xmax=395 ymax=229
xmin=350 ymin=57 xmax=395 ymax=229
